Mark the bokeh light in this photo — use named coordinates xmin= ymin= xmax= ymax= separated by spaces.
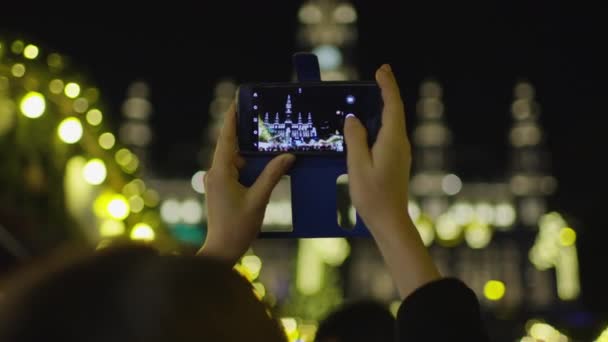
xmin=23 ymin=44 xmax=39 ymax=59
xmin=130 ymin=223 xmax=155 ymax=241
xmin=82 ymin=159 xmax=106 ymax=185
xmin=64 ymin=82 xmax=81 ymax=98
xmin=20 ymin=92 xmax=46 ymax=118
xmin=107 ymin=195 xmax=130 ymax=220
xmin=57 ymin=117 xmax=83 ymax=144
xmin=484 ymin=280 xmax=506 ymax=301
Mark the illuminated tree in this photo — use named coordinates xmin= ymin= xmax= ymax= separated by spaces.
xmin=0 ymin=37 xmax=177 ymax=258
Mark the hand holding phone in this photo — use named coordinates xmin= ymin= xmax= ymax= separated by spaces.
xmin=237 ymin=82 xmax=382 ymax=156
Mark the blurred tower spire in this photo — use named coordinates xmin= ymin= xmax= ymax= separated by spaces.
xmin=297 ymin=0 xmax=358 ymax=80
xmin=508 ymin=81 xmax=556 ymax=226
xmin=410 ymin=80 xmax=456 ymax=219
xmin=119 ymin=81 xmax=153 ymax=177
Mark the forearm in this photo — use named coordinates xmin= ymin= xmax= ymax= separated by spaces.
xmin=368 ymin=215 xmax=441 ymax=299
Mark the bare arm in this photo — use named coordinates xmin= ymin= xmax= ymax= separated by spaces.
xmin=344 ymin=64 xmax=440 ymax=299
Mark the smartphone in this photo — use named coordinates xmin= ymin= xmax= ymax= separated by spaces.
xmin=237 ymin=82 xmax=382 ymax=155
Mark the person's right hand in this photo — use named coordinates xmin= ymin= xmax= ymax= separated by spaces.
xmin=344 ymin=64 xmax=440 ymax=298
xmin=344 ymin=64 xmax=411 ymax=232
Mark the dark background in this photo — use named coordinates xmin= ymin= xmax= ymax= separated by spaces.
xmin=2 ymin=0 xmax=605 ymax=318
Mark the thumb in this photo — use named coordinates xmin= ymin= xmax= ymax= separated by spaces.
xmin=248 ymin=154 xmax=295 ymax=206
xmin=344 ymin=114 xmax=372 ymax=174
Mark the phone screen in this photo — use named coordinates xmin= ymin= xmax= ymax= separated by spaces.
xmin=238 ymin=82 xmax=381 ymax=155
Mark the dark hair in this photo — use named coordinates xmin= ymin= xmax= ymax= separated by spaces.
xmin=0 ymin=245 xmax=287 ymax=342
xmin=315 ymin=299 xmax=395 ymax=342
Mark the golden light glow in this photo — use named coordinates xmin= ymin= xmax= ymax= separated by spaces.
xmin=529 ymin=322 xmax=563 ymax=341
xmin=415 ymin=215 xmax=435 ymax=246
xmin=129 ymin=195 xmax=144 ymax=213
xmin=314 ymin=238 xmax=350 ymax=266
xmin=86 ymin=109 xmax=103 ymax=125
xmin=280 ymin=318 xmax=298 ymax=341
xmin=436 ymin=213 xmax=462 ymax=244
xmin=11 ymin=63 xmax=25 ymax=77
xmin=130 ymin=223 xmax=155 ymax=241
xmin=20 ymin=92 xmax=46 ymax=118
xmin=82 ymin=159 xmax=106 ymax=185
xmin=484 ymin=280 xmax=505 ymax=301
xmin=73 ymin=98 xmax=89 ymax=113
xmin=64 ymin=82 xmax=81 ymax=98
xmin=596 ymin=326 xmax=608 ymax=342
xmin=493 ymin=202 xmax=516 ymax=228
xmin=100 ymin=219 xmax=125 ymax=237
xmin=115 ymin=148 xmax=133 ymax=166
xmin=556 ymin=246 xmax=580 ymax=300
xmin=93 ymin=192 xmax=114 ymax=218
xmin=296 ymin=239 xmax=323 ymax=295
xmin=242 ymin=255 xmax=262 ymax=280
xmin=49 ymin=79 xmax=64 ymax=94
xmin=143 ymin=189 xmax=160 ymax=207
xmin=23 ymin=44 xmax=39 ymax=59
xmin=123 ymin=179 xmax=146 ymax=197
xmin=464 ymin=221 xmax=492 ymax=249
xmin=57 ymin=117 xmax=83 ymax=144
xmin=559 ymin=227 xmax=576 ymax=246
xmin=252 ymin=282 xmax=266 ymax=299
xmin=107 ymin=195 xmax=130 ymax=220
xmin=99 ymin=132 xmax=115 ymax=150
xmin=123 ymin=154 xmax=139 ymax=173
xmin=11 ymin=40 xmax=24 ymax=54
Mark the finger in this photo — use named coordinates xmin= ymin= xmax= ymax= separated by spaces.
xmin=247 ymin=154 xmax=295 ymax=207
xmin=375 ymin=64 xmax=407 ymax=137
xmin=211 ymin=102 xmax=237 ymax=169
xmin=344 ymin=114 xmax=372 ymax=176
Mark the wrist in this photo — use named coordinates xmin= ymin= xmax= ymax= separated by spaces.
xmin=197 ymin=236 xmax=240 ymax=265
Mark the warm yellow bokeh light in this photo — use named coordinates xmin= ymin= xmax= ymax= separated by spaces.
xmin=100 ymin=219 xmax=125 ymax=237
xmin=11 ymin=40 xmax=24 ymax=54
xmin=464 ymin=222 xmax=492 ymax=249
xmin=20 ymin=92 xmax=46 ymax=118
xmin=415 ymin=215 xmax=435 ymax=246
xmin=242 ymin=255 xmax=262 ymax=280
xmin=281 ymin=318 xmax=298 ymax=340
xmin=82 ymin=159 xmax=107 ymax=185
xmin=57 ymin=117 xmax=83 ymax=144
xmin=129 ymin=195 xmax=145 ymax=213
xmin=484 ymin=280 xmax=506 ymax=301
xmin=130 ymin=223 xmax=155 ymax=241
xmin=49 ymin=79 xmax=64 ymax=94
xmin=86 ymin=109 xmax=103 ymax=125
xmin=115 ymin=148 xmax=133 ymax=166
xmin=73 ymin=98 xmax=89 ymax=113
xmin=107 ymin=195 xmax=130 ymax=220
xmin=252 ymin=282 xmax=266 ymax=300
xmin=64 ymin=82 xmax=81 ymax=98
xmin=559 ymin=227 xmax=576 ymax=246
xmin=23 ymin=44 xmax=39 ymax=59
xmin=99 ymin=132 xmax=115 ymax=150
xmin=11 ymin=63 xmax=25 ymax=77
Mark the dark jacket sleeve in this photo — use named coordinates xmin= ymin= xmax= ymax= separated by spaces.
xmin=395 ymin=278 xmax=490 ymax=341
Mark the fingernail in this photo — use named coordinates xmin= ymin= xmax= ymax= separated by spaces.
xmin=382 ymin=64 xmax=392 ymax=72
xmin=345 ymin=113 xmax=356 ymax=119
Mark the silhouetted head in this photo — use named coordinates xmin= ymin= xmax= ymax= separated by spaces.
xmin=315 ymin=299 xmax=395 ymax=342
xmin=0 ymin=245 xmax=286 ymax=342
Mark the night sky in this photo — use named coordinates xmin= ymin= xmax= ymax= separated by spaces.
xmin=2 ymin=1 xmax=605 ymax=316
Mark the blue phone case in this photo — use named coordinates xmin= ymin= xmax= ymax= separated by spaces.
xmin=239 ymin=53 xmax=372 ymax=238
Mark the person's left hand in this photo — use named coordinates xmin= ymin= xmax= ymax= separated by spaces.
xmin=197 ymin=103 xmax=295 ymax=264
